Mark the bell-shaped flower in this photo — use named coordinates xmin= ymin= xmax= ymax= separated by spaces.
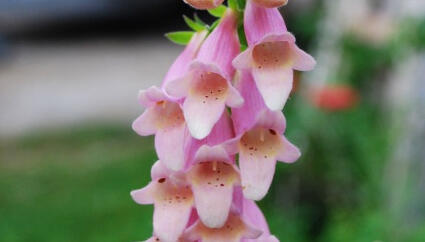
xmin=233 ymin=1 xmax=315 ymax=111
xmin=251 ymin=0 xmax=288 ymax=8
xmin=241 ymin=199 xmax=279 ymax=242
xmin=186 ymin=144 xmax=241 ymax=228
xmin=166 ymin=9 xmax=244 ymax=140
xmin=132 ymin=87 xmax=188 ymax=171
xmin=183 ymin=0 xmax=225 ymax=10
xmin=226 ymin=73 xmax=300 ymax=200
xmin=184 ymin=111 xmax=235 ymax=169
xmin=183 ymin=211 xmax=262 ymax=242
xmin=132 ymin=31 xmax=207 ymax=171
xmin=131 ymin=161 xmax=194 ymax=242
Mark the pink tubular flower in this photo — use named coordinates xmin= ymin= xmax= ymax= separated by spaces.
xmin=252 ymin=0 xmax=288 ymax=8
xmin=227 ymin=72 xmax=300 ymax=200
xmin=131 ymin=161 xmax=194 ymax=242
xmin=132 ymin=31 xmax=207 ymax=171
xmin=233 ymin=0 xmax=316 ymax=111
xmin=186 ymin=144 xmax=241 ymax=228
xmin=184 ymin=0 xmax=225 ymax=10
xmin=242 ymin=199 xmax=279 ymax=242
xmin=166 ymin=9 xmax=244 ymax=140
xmin=183 ymin=211 xmax=262 ymax=242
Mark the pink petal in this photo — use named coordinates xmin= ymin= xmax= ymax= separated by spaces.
xmin=252 ymin=66 xmax=293 ymax=111
xmin=184 ymin=0 xmax=225 ymax=10
xmin=255 ymin=109 xmax=286 ymax=134
xmin=183 ymin=212 xmax=262 ymax=242
xmin=196 ymin=9 xmax=240 ymax=79
xmin=233 ymin=49 xmax=254 ymax=70
xmin=239 ymin=150 xmax=277 ymax=200
xmin=150 ymin=160 xmax=172 ymax=181
xmin=184 ymin=112 xmax=235 ymax=168
xmin=293 ymin=45 xmax=317 ymax=71
xmin=232 ymin=72 xmax=268 ymax=134
xmin=164 ymin=76 xmax=190 ymax=100
xmin=161 ymin=31 xmax=207 ymax=88
xmin=181 ymin=65 xmax=233 ymax=139
xmin=226 ymin=84 xmax=245 ymax=108
xmin=155 ymin=123 xmax=187 ymax=171
xmin=252 ymin=0 xmax=288 ymax=8
xmin=131 ymin=182 xmax=155 ymax=205
xmin=238 ymin=127 xmax=284 ymax=200
xmin=276 ymin=135 xmax=301 ymax=163
xmin=187 ymin=162 xmax=240 ymax=228
xmin=132 ymin=107 xmax=158 ymax=136
xmin=138 ymin=86 xmax=167 ymax=107
xmin=191 ymin=180 xmax=234 ymax=228
xmin=242 ymin=199 xmax=281 ymax=242
xmin=151 ymin=179 xmax=194 ymax=242
xmin=242 ymin=199 xmax=270 ymax=234
xmin=244 ymin=0 xmax=287 ymax=46
xmin=183 ymin=91 xmax=226 ymax=140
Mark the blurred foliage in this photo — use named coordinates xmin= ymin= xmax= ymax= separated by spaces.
xmin=1 ymin=3 xmax=424 ymax=242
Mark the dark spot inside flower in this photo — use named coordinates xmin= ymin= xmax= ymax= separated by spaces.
xmin=220 ymin=184 xmax=224 ymax=186
xmin=158 ymin=178 xmax=166 ymax=183
xmin=264 ymin=155 xmax=268 ymax=158
xmin=269 ymin=129 xmax=277 ymax=135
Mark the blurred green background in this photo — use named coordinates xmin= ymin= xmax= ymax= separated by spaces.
xmin=1 ymin=0 xmax=425 ymax=241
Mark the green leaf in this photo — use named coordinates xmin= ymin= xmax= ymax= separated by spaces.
xmin=194 ymin=14 xmax=206 ymax=26
xmin=165 ymin=31 xmax=195 ymax=45
xmin=208 ymin=5 xmax=227 ymax=18
xmin=183 ymin=15 xmax=205 ymax=32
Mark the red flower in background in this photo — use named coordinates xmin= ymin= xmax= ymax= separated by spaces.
xmin=310 ymin=85 xmax=359 ymax=111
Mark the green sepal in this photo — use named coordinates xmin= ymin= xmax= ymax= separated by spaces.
xmin=208 ymin=5 xmax=227 ymax=18
xmin=237 ymin=24 xmax=248 ymax=51
xmin=194 ymin=14 xmax=206 ymax=26
xmin=228 ymin=0 xmax=238 ymax=11
xmin=183 ymin=15 xmax=206 ymax=32
xmin=236 ymin=0 xmax=246 ymax=11
xmin=165 ymin=31 xmax=195 ymax=45
xmin=208 ymin=19 xmax=221 ymax=33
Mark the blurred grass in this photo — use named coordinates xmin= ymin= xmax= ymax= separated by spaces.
xmin=0 ymin=126 xmax=156 ymax=242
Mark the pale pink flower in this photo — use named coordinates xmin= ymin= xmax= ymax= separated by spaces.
xmin=132 ymin=31 xmax=207 ymax=171
xmin=166 ymin=9 xmax=244 ymax=140
xmin=184 ymin=0 xmax=225 ymax=10
xmin=131 ymin=161 xmax=194 ymax=242
xmin=226 ymin=72 xmax=300 ymax=200
xmin=183 ymin=211 xmax=262 ymax=242
xmin=242 ymin=199 xmax=279 ymax=242
xmin=186 ymin=144 xmax=241 ymax=228
xmin=233 ymin=1 xmax=316 ymax=111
